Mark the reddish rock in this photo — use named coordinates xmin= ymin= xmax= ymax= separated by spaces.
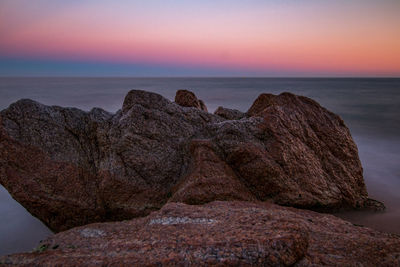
xmin=1 ymin=201 xmax=398 ymax=266
xmin=169 ymin=140 xmax=256 ymax=204
xmin=246 ymin=93 xmax=276 ymax=116
xmin=209 ymin=92 xmax=376 ymax=210
xmin=175 ymin=89 xmax=208 ymax=112
xmin=0 ymin=94 xmax=219 ymax=231
xmin=0 ymin=90 xmax=382 ymax=232
xmin=0 ymin=109 xmax=106 ymax=231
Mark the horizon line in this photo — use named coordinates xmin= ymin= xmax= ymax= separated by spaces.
xmin=1 ymin=76 xmax=399 ymax=79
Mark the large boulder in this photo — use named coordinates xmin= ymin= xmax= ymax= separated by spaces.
xmin=0 ymin=100 xmax=112 ymax=231
xmin=209 ymin=92 xmax=379 ymax=210
xmin=0 ymin=90 xmax=381 ymax=232
xmin=1 ymin=201 xmax=399 ymax=266
xmin=0 ymin=91 xmax=220 ymax=231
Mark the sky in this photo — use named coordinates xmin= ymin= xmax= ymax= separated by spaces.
xmin=0 ymin=0 xmax=399 ymax=77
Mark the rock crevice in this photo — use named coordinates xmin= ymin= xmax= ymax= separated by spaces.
xmin=0 ymin=89 xmax=383 ymax=232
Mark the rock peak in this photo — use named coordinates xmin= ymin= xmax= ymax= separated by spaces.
xmin=175 ymin=89 xmax=208 ymax=112
xmin=122 ymin=89 xmax=169 ymax=112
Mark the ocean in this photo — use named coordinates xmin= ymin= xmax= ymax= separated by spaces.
xmin=1 ymin=77 xmax=399 ymax=256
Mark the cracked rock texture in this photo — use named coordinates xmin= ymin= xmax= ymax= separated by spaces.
xmin=0 ymin=90 xmax=381 ymax=232
xmin=1 ymin=201 xmax=399 ymax=266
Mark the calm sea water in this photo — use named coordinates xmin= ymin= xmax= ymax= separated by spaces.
xmin=1 ymin=77 xmax=399 ymax=255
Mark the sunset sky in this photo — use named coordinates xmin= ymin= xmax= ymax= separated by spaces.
xmin=0 ymin=0 xmax=399 ymax=77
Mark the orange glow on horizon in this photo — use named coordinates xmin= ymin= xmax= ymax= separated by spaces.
xmin=1 ymin=0 xmax=399 ymax=76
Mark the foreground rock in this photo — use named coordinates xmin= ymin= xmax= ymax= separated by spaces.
xmin=1 ymin=201 xmax=399 ymax=266
xmin=0 ymin=90 xmax=381 ymax=231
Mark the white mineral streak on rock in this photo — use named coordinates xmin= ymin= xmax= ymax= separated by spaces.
xmin=79 ymin=228 xmax=106 ymax=238
xmin=149 ymin=217 xmax=216 ymax=225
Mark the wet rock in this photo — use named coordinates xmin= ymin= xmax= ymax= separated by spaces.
xmin=362 ymin=198 xmax=386 ymax=211
xmin=175 ymin=89 xmax=208 ymax=112
xmin=1 ymin=201 xmax=399 ymax=266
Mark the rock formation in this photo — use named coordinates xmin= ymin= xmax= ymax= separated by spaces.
xmin=168 ymin=140 xmax=256 ymax=204
xmin=214 ymin=106 xmax=245 ymax=120
xmin=1 ymin=201 xmax=399 ymax=266
xmin=174 ymin=89 xmax=208 ymax=111
xmin=220 ymin=92 xmax=379 ymax=210
xmin=0 ymin=90 xmax=382 ymax=232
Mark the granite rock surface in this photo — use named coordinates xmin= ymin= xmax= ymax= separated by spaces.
xmin=0 ymin=201 xmax=398 ymax=266
xmin=0 ymin=89 xmax=381 ymax=232
xmin=174 ymin=89 xmax=208 ymax=112
xmin=214 ymin=106 xmax=245 ymax=120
